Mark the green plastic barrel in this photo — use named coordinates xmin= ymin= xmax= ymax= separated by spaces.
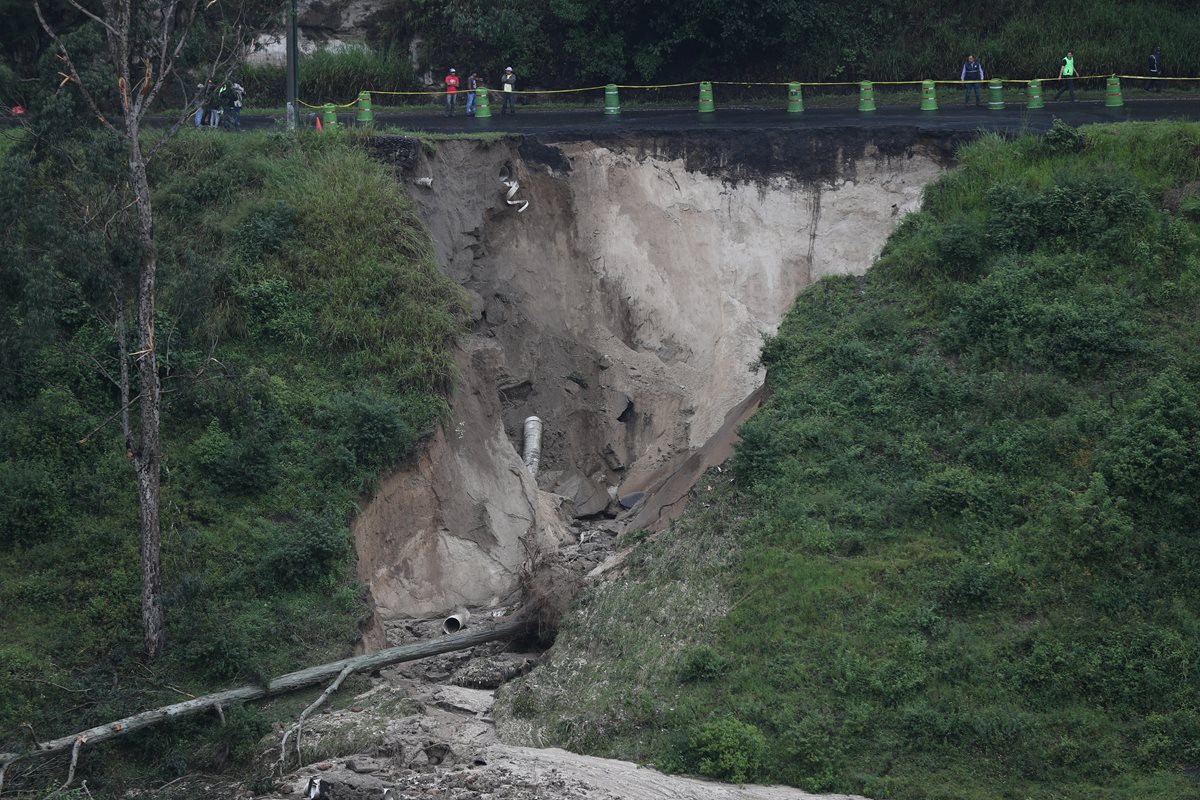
xmin=356 ymin=91 xmax=373 ymax=125
xmin=322 ymin=103 xmax=338 ymax=127
xmin=476 ymin=87 xmax=491 ymax=118
xmin=1105 ymin=76 xmax=1124 ymax=108
xmin=920 ymin=80 xmax=938 ymax=111
xmin=1026 ymin=79 xmax=1044 ymax=109
xmin=605 ymin=84 xmax=621 ymax=115
xmin=987 ymin=79 xmax=1005 ymax=111
xmin=858 ymin=81 xmax=876 ymax=112
xmin=698 ymin=81 xmax=714 ymax=113
xmin=787 ymin=82 xmax=804 ymax=113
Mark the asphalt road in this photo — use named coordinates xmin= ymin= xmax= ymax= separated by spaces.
xmin=245 ymin=96 xmax=1200 ymax=136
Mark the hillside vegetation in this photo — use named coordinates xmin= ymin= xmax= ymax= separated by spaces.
xmin=7 ymin=1 xmax=1200 ymax=109
xmin=0 ymin=129 xmax=466 ymax=788
xmin=498 ymin=121 xmax=1200 ymax=800
xmin=254 ymin=0 xmax=1200 ymax=104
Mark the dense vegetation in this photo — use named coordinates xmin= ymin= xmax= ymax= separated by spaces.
xmin=5 ymin=0 xmax=1200 ymax=108
xmin=196 ymin=0 xmax=1200 ymax=105
xmin=0 ymin=127 xmax=467 ymax=789
xmin=499 ymin=121 xmax=1200 ymax=799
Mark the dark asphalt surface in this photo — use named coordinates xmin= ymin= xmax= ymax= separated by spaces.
xmin=258 ymin=96 xmax=1200 ymax=136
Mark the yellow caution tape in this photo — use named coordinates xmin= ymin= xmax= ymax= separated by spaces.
xmin=299 ymin=73 xmax=1198 ymax=108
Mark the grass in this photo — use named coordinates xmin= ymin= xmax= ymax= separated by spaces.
xmin=0 ymin=129 xmax=468 ymax=792
xmin=498 ymin=121 xmax=1200 ymax=799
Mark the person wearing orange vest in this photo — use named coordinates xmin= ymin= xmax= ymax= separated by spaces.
xmin=1054 ymin=51 xmax=1077 ymax=102
xmin=444 ymin=68 xmax=460 ymax=116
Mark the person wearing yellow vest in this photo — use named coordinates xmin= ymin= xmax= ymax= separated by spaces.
xmin=1054 ymin=51 xmax=1077 ymax=102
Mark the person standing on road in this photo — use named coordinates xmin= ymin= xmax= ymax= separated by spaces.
xmin=193 ymin=83 xmax=207 ymax=127
xmin=1145 ymin=47 xmax=1162 ymax=93
xmin=223 ymin=82 xmax=246 ymax=130
xmin=961 ymin=55 xmax=985 ymax=106
xmin=465 ymin=72 xmax=478 ymax=116
xmin=500 ymin=66 xmax=516 ymax=115
xmin=444 ymin=68 xmax=459 ymax=116
xmin=1054 ymin=50 xmax=1077 ymax=102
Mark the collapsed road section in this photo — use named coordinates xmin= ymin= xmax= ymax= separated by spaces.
xmin=354 ymin=127 xmax=966 ymax=641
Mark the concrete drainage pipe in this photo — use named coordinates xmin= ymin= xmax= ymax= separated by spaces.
xmin=523 ymin=416 xmax=543 ymax=476
xmin=442 ymin=608 xmax=471 ymax=634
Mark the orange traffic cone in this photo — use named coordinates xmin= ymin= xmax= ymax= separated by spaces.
xmin=315 ymin=115 xmax=323 ymax=132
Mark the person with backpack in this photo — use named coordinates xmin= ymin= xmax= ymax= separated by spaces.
xmin=443 ymin=68 xmax=459 ymax=116
xmin=465 ymin=72 xmax=479 ymax=116
xmin=1145 ymin=47 xmax=1162 ymax=93
xmin=1054 ymin=50 xmax=1077 ymax=102
xmin=960 ymin=55 xmax=985 ymax=106
xmin=222 ymin=82 xmax=246 ymax=130
xmin=500 ymin=67 xmax=516 ymax=115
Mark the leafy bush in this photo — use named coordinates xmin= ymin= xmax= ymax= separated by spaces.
xmin=680 ymin=646 xmax=731 ymax=682
xmin=1043 ymin=118 xmax=1087 ymax=156
xmin=0 ymin=460 xmax=66 ymax=547
xmin=233 ymin=203 xmax=295 ymax=263
xmin=685 ymin=718 xmax=766 ymax=783
xmin=335 ymin=390 xmax=419 ymax=470
xmin=264 ymin=511 xmax=350 ymax=588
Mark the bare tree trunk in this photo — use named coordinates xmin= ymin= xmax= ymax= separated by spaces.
xmin=0 ymin=620 xmax=530 ymax=777
xmin=127 ymin=126 xmax=166 ymax=660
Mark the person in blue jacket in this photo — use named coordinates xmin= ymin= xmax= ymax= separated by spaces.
xmin=961 ymin=55 xmax=985 ymax=106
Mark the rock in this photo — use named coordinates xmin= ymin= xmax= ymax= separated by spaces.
xmin=552 ymin=469 xmax=609 ymax=517
xmin=302 ymin=770 xmax=388 ymax=799
xmin=345 ymin=757 xmax=384 ymax=774
xmin=618 ymin=491 xmax=646 ymax=509
xmin=451 ymin=657 xmax=531 ymax=690
xmin=352 ymin=341 xmax=571 ymax=623
xmin=432 ymin=686 xmax=495 ymax=716
xmin=602 ymin=444 xmax=626 ymax=471
xmin=423 ymin=742 xmax=455 ymax=766
xmin=483 ymin=296 xmax=507 ymax=325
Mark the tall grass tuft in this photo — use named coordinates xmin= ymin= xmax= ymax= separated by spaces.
xmin=239 ymin=46 xmax=419 ymax=106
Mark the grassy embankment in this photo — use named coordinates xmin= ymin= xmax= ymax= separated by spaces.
xmin=0 ymin=130 xmax=467 ymax=791
xmin=498 ymin=121 xmax=1200 ymax=800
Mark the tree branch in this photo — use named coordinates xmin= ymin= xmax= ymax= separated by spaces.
xmin=63 ymin=0 xmax=119 ymax=37
xmin=33 ymin=0 xmax=119 ymax=134
xmin=0 ymin=620 xmax=530 ymax=780
xmin=278 ymin=663 xmax=354 ymax=774
xmin=47 ymin=736 xmax=84 ymax=798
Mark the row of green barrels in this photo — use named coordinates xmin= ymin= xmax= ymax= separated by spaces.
xmin=316 ymin=77 xmax=1126 ymax=125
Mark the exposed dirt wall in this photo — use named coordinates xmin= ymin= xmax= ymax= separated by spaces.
xmin=354 ymin=128 xmax=959 ymax=629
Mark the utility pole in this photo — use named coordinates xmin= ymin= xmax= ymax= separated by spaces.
xmin=285 ymin=0 xmax=298 ymax=130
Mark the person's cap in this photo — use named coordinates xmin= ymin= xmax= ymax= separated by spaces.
xmin=505 ymin=67 xmax=513 ymax=72
xmin=449 ymin=68 xmax=456 ymax=73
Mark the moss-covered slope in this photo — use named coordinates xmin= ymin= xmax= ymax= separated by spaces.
xmin=0 ymin=131 xmax=466 ymax=783
xmin=500 ymin=122 xmax=1200 ymax=800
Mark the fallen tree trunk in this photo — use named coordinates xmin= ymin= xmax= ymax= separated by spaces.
xmin=0 ymin=619 xmax=528 ymax=779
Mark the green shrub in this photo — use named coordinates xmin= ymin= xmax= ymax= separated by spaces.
xmin=233 ymin=203 xmax=295 ymax=262
xmin=685 ymin=718 xmax=766 ymax=783
xmin=264 ymin=511 xmax=350 ymax=588
xmin=335 ymin=390 xmax=418 ymax=470
xmin=1043 ymin=118 xmax=1087 ymax=156
xmin=192 ymin=418 xmax=279 ymax=495
xmin=680 ymin=646 xmax=731 ymax=682
xmin=0 ymin=460 xmax=66 ymax=547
